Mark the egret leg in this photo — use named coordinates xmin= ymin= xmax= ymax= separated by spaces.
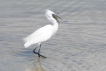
xmin=38 ymin=44 xmax=41 ymax=57
xmin=33 ymin=43 xmax=46 ymax=58
xmin=33 ymin=43 xmax=40 ymax=54
xmin=38 ymin=44 xmax=46 ymax=58
xmin=33 ymin=47 xmax=38 ymax=54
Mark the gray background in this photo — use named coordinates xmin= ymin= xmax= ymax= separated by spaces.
xmin=0 ymin=0 xmax=106 ymax=71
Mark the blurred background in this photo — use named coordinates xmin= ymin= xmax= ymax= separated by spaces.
xmin=0 ymin=0 xmax=106 ymax=71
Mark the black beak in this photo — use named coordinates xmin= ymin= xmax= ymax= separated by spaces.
xmin=56 ymin=15 xmax=62 ymax=20
xmin=52 ymin=14 xmax=62 ymax=23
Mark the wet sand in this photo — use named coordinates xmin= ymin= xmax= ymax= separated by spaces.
xmin=0 ymin=0 xmax=106 ymax=71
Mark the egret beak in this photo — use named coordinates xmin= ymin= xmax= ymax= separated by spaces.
xmin=54 ymin=11 xmax=62 ymax=20
xmin=56 ymin=15 xmax=62 ymax=20
xmin=52 ymin=14 xmax=62 ymax=23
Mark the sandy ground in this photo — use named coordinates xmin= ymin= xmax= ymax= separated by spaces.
xmin=0 ymin=0 xmax=106 ymax=71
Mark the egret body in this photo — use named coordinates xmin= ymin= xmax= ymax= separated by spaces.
xmin=23 ymin=9 xmax=61 ymax=58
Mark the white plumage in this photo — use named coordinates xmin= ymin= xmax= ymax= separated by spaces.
xmin=23 ymin=25 xmax=53 ymax=48
xmin=23 ymin=9 xmax=61 ymax=57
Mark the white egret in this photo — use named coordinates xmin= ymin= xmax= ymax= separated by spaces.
xmin=23 ymin=9 xmax=61 ymax=58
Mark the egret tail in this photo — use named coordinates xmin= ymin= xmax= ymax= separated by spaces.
xmin=24 ymin=42 xmax=31 ymax=48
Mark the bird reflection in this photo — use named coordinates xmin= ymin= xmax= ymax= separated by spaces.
xmin=25 ymin=58 xmax=45 ymax=71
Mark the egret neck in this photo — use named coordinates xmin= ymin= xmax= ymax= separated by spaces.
xmin=51 ymin=15 xmax=59 ymax=35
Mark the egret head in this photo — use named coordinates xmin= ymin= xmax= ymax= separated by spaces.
xmin=45 ymin=9 xmax=62 ymax=23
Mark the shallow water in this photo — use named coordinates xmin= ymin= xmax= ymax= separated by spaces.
xmin=0 ymin=0 xmax=106 ymax=71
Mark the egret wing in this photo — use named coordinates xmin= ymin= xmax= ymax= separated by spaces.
xmin=23 ymin=25 xmax=52 ymax=42
xmin=23 ymin=25 xmax=53 ymax=48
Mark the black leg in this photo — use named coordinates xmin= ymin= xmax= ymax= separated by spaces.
xmin=38 ymin=44 xmax=46 ymax=58
xmin=38 ymin=44 xmax=41 ymax=57
xmin=33 ymin=43 xmax=46 ymax=58
xmin=33 ymin=44 xmax=39 ymax=54
xmin=33 ymin=47 xmax=38 ymax=54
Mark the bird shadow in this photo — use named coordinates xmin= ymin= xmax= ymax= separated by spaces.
xmin=25 ymin=58 xmax=46 ymax=71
